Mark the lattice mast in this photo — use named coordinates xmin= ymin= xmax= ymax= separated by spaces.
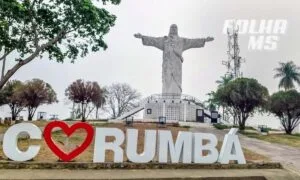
xmin=222 ymin=22 xmax=245 ymax=79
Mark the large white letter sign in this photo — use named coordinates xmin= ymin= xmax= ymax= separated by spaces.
xmin=193 ymin=133 xmax=218 ymax=164
xmin=158 ymin=130 xmax=192 ymax=163
xmin=3 ymin=123 xmax=42 ymax=161
xmin=93 ymin=128 xmax=125 ymax=163
xmin=218 ymin=128 xmax=246 ymax=164
xmin=126 ymin=129 xmax=156 ymax=163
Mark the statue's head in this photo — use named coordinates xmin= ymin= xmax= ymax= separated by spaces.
xmin=169 ymin=24 xmax=178 ymax=37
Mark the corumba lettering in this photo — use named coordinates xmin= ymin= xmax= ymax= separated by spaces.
xmin=2 ymin=122 xmax=246 ymax=164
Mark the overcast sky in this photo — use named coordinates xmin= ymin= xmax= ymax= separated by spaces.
xmin=1 ymin=0 xmax=299 ymax=127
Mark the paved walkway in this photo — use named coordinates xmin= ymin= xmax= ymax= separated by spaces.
xmin=0 ymin=169 xmax=298 ymax=180
xmin=190 ymin=126 xmax=300 ymax=176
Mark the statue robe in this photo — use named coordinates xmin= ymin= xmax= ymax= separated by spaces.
xmin=141 ymin=35 xmax=206 ymax=95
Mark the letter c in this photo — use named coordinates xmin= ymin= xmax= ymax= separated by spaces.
xmin=3 ymin=123 xmax=42 ymax=161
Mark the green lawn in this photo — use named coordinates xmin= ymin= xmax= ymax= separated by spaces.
xmin=241 ymin=131 xmax=300 ymax=148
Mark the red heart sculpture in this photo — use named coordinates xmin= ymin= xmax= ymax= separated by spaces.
xmin=44 ymin=121 xmax=94 ymax=162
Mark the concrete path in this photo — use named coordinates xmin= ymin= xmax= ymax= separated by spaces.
xmin=190 ymin=126 xmax=300 ymax=176
xmin=0 ymin=169 xmax=298 ymax=180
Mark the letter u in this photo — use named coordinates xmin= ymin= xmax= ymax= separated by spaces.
xmin=126 ymin=129 xmax=156 ymax=163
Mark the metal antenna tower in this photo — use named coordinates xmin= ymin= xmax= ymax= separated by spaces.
xmin=222 ymin=21 xmax=245 ymax=79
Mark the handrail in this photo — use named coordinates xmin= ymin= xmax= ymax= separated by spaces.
xmin=117 ymin=93 xmax=206 ymax=119
xmin=143 ymin=93 xmax=205 ymax=107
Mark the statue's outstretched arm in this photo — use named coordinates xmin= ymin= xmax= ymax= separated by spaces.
xmin=183 ymin=37 xmax=214 ymax=51
xmin=134 ymin=33 xmax=164 ymax=50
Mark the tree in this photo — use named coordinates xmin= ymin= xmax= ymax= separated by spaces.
xmin=274 ymin=61 xmax=300 ymax=91
xmin=215 ymin=78 xmax=269 ymax=130
xmin=216 ymin=74 xmax=234 ymax=88
xmin=205 ymin=91 xmax=218 ymax=112
xmin=65 ymin=80 xmax=104 ymax=122
xmin=105 ymin=83 xmax=141 ymax=119
xmin=0 ymin=80 xmax=25 ymax=120
xmin=205 ymin=90 xmax=235 ymax=124
xmin=20 ymin=79 xmax=58 ymax=121
xmin=215 ymin=75 xmax=235 ymax=124
xmin=0 ymin=0 xmax=121 ymax=89
xmin=268 ymin=90 xmax=300 ymax=134
xmin=0 ymin=90 xmax=5 ymax=106
xmin=93 ymin=88 xmax=106 ymax=120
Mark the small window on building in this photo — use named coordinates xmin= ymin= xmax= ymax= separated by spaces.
xmin=147 ymin=109 xmax=152 ymax=114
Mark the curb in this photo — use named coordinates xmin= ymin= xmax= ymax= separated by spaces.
xmin=0 ymin=162 xmax=282 ymax=170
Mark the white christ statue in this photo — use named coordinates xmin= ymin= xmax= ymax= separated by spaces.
xmin=135 ymin=24 xmax=214 ymax=95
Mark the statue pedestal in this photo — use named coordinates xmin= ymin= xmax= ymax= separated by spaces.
xmin=143 ymin=97 xmax=203 ymax=122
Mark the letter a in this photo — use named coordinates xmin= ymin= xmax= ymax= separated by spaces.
xmin=218 ymin=128 xmax=246 ymax=164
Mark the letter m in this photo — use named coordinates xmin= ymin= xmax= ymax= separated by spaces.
xmin=158 ymin=130 xmax=192 ymax=163
xmin=248 ymin=36 xmax=265 ymax=50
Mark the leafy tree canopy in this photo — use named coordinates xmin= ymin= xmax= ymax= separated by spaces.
xmin=215 ymin=78 xmax=269 ymax=129
xmin=268 ymin=90 xmax=300 ymax=134
xmin=0 ymin=80 xmax=24 ymax=120
xmin=20 ymin=78 xmax=58 ymax=120
xmin=65 ymin=79 xmax=105 ymax=121
xmin=0 ymin=80 xmax=22 ymax=105
xmin=0 ymin=0 xmax=121 ymax=88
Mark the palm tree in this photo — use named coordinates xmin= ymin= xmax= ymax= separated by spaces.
xmin=93 ymin=88 xmax=107 ymax=120
xmin=215 ymin=74 xmax=235 ymax=124
xmin=205 ymin=91 xmax=217 ymax=111
xmin=274 ymin=61 xmax=300 ymax=91
xmin=216 ymin=74 xmax=234 ymax=88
